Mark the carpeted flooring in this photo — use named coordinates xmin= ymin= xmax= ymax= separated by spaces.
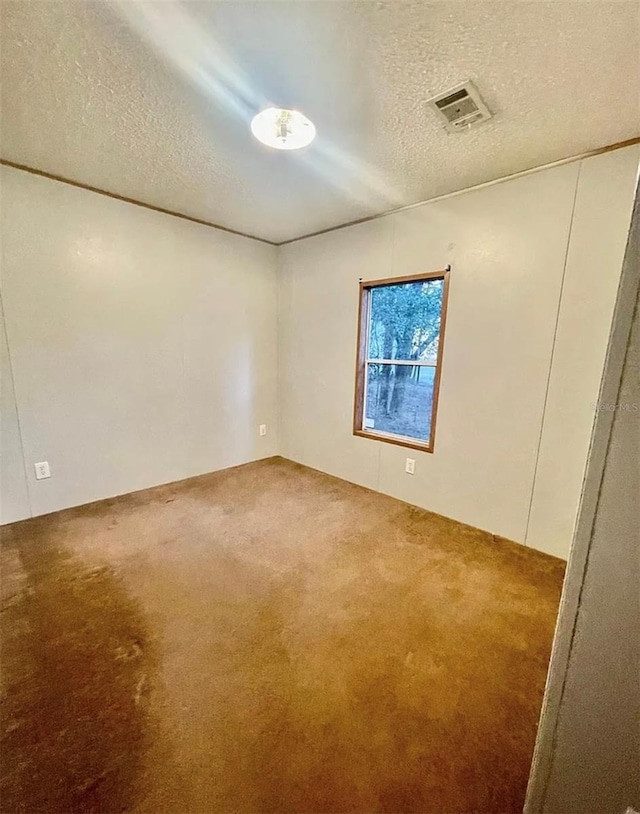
xmin=1 ymin=456 xmax=565 ymax=813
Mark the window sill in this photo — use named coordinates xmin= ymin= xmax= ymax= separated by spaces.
xmin=353 ymin=428 xmax=434 ymax=453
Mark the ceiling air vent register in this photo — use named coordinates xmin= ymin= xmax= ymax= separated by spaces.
xmin=428 ymin=81 xmax=493 ymax=132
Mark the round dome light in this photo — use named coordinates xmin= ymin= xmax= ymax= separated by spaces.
xmin=251 ymin=107 xmax=316 ymax=151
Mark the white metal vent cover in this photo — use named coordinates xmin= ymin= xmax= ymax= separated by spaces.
xmin=428 ymin=81 xmax=493 ymax=132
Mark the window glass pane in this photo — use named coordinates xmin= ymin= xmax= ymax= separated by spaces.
xmin=364 ymin=363 xmax=436 ymax=443
xmin=368 ymin=278 xmax=444 ymax=361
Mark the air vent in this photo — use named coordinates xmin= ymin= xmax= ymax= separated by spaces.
xmin=428 ymin=81 xmax=492 ymax=132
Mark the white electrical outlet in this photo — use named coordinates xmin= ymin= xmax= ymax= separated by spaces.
xmin=34 ymin=461 xmax=51 ymax=480
xmin=259 ymin=424 xmax=267 ymax=437
xmin=405 ymin=458 xmax=416 ymax=475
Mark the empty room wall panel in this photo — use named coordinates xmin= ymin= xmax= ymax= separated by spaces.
xmin=2 ymin=145 xmax=637 ymax=544
xmin=0 ymin=166 xmax=279 ymax=520
xmin=525 ymin=146 xmax=639 ymax=557
xmin=0 ymin=303 xmax=30 ymax=524
xmin=278 ymin=145 xmax=639 ymax=557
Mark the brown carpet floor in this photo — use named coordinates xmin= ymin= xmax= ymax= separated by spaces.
xmin=1 ymin=456 xmax=565 ymax=814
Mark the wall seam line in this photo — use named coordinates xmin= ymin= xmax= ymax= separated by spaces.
xmin=275 ymin=244 xmax=282 ymax=458
xmin=523 ymin=161 xmax=582 ymax=546
xmin=0 ymin=286 xmax=33 ymax=518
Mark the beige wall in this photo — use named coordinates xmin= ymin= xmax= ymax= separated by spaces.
xmin=543 ymin=293 xmax=639 ymax=812
xmin=2 ymin=147 xmax=637 ymax=547
xmin=525 ymin=148 xmax=640 ymax=554
xmin=278 ymin=145 xmax=639 ymax=558
xmin=1 ymin=301 xmax=30 ymax=522
xmin=527 ymin=195 xmax=640 ymax=812
xmin=0 ymin=166 xmax=279 ymax=523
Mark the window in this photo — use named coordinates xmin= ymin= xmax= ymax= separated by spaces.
xmin=353 ymin=269 xmax=450 ymax=453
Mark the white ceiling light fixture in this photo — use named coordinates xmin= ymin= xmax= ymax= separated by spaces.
xmin=251 ymin=107 xmax=316 ymax=151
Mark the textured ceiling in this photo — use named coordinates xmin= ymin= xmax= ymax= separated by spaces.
xmin=1 ymin=1 xmax=639 ymax=243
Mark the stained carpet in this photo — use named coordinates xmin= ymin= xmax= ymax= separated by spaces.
xmin=1 ymin=456 xmax=565 ymax=813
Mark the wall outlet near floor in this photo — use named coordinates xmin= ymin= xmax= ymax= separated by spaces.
xmin=34 ymin=461 xmax=51 ymax=480
xmin=405 ymin=458 xmax=416 ymax=475
xmin=259 ymin=424 xmax=267 ymax=437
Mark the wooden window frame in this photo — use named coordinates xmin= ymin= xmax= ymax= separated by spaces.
xmin=353 ymin=268 xmax=451 ymax=454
